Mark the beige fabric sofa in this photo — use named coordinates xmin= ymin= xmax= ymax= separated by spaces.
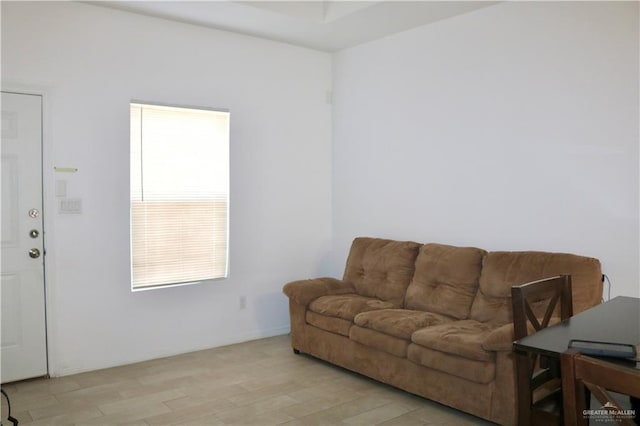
xmin=283 ymin=237 xmax=602 ymax=425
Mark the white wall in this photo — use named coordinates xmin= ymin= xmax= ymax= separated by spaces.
xmin=1 ymin=2 xmax=332 ymax=376
xmin=3 ymin=0 xmax=638 ymax=377
xmin=332 ymin=2 xmax=639 ymax=298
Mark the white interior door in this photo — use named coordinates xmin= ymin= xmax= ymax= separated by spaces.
xmin=1 ymin=91 xmax=47 ymax=383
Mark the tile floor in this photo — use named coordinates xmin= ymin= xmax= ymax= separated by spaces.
xmin=0 ymin=334 xmax=494 ymax=425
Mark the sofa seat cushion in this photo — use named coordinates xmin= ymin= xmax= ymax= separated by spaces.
xmin=349 ymin=326 xmax=408 ymax=358
xmin=308 ymin=294 xmax=394 ymax=321
xmin=411 ymin=320 xmax=496 ymax=362
xmin=354 ymin=309 xmax=454 ymax=340
xmin=306 ymin=311 xmax=352 ymax=336
xmin=407 ymin=343 xmax=496 ymax=384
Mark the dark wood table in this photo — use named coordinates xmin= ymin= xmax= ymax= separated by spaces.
xmin=514 ymin=296 xmax=639 ymax=358
xmin=513 ymin=296 xmax=640 ymax=424
xmin=513 ymin=296 xmax=640 ymax=358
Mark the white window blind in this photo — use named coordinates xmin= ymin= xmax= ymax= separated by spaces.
xmin=130 ymin=102 xmax=229 ymax=290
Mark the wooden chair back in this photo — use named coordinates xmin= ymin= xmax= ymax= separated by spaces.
xmin=511 ymin=274 xmax=573 ymax=426
xmin=561 ymin=349 xmax=640 ymax=426
xmin=512 ymin=274 xmax=573 ymax=340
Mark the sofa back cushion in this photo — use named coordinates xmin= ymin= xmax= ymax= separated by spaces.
xmin=343 ymin=237 xmax=421 ymax=307
xmin=404 ymin=243 xmax=486 ymax=319
xmin=470 ymin=251 xmax=603 ymax=326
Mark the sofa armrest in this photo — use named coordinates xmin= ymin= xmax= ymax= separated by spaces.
xmin=482 ymin=317 xmax=563 ymax=352
xmin=482 ymin=323 xmax=515 ymax=352
xmin=283 ymin=277 xmax=355 ymax=307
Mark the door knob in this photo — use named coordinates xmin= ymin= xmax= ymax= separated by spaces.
xmin=29 ymin=248 xmax=41 ymax=259
xmin=30 ymin=229 xmax=39 ymax=238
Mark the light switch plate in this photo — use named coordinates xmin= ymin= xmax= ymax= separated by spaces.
xmin=55 ymin=180 xmax=67 ymax=197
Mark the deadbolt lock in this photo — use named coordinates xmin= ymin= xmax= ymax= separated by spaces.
xmin=30 ymin=229 xmax=39 ymax=238
xmin=29 ymin=248 xmax=41 ymax=259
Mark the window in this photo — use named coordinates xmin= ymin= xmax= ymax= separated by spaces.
xmin=130 ymin=102 xmax=229 ymax=290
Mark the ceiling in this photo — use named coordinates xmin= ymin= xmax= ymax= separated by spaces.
xmin=91 ymin=1 xmax=498 ymax=52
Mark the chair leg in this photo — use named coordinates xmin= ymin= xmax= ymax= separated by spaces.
xmin=629 ymin=397 xmax=639 ymax=425
xmin=562 ymin=350 xmax=584 ymax=426
xmin=515 ymin=350 xmax=533 ymax=426
xmin=585 ymin=388 xmax=591 ymax=411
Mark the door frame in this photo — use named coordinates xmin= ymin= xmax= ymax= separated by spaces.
xmin=2 ymin=85 xmax=54 ymax=378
